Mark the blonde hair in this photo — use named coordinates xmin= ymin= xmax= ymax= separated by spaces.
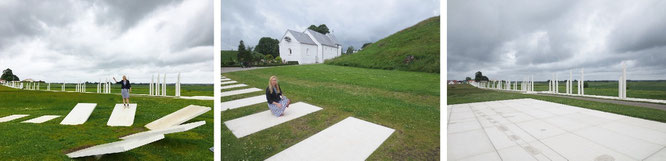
xmin=268 ymin=76 xmax=281 ymax=94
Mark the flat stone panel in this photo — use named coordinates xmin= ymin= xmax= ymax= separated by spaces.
xmin=107 ymin=104 xmax=137 ymax=126
xmin=448 ymin=129 xmax=496 ymax=160
xmin=220 ymin=88 xmax=262 ymax=97
xmin=221 ymin=95 xmax=265 ymax=111
xmin=220 ymin=81 xmax=238 ymax=85
xmin=22 ymin=115 xmax=60 ymax=123
xmin=644 ymin=147 xmax=666 ymax=161
xmin=224 ymin=102 xmax=322 ymax=138
xmin=265 ymin=117 xmax=394 ymax=161
xmin=66 ymin=134 xmax=165 ymax=158
xmin=541 ymin=133 xmax=634 ymax=161
xmin=121 ymin=121 xmax=205 ymax=140
xmin=574 ymin=126 xmax=663 ymax=160
xmin=221 ymin=84 xmax=248 ymax=90
xmin=145 ymin=105 xmax=211 ymax=130
xmin=60 ymin=103 xmax=97 ymax=125
xmin=220 ymin=78 xmax=231 ymax=81
xmin=0 ymin=114 xmax=29 ymax=122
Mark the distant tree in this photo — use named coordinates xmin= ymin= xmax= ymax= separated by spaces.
xmin=1 ymin=68 xmax=18 ymax=81
xmin=237 ymin=40 xmax=254 ymax=67
xmin=346 ymin=46 xmax=355 ymax=55
xmin=474 ymin=71 xmax=490 ymax=82
xmin=465 ymin=77 xmax=472 ymax=81
xmin=362 ymin=42 xmax=372 ymax=49
xmin=584 ymin=82 xmax=589 ymax=88
xmin=308 ymin=24 xmax=330 ymax=34
xmin=264 ymin=54 xmax=274 ymax=62
xmin=255 ymin=37 xmax=280 ymax=58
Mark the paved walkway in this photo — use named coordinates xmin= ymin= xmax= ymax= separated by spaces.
xmin=448 ymin=98 xmax=666 ymax=161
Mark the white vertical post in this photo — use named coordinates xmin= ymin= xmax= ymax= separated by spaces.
xmin=622 ymin=63 xmax=627 ymax=99
xmin=156 ymin=74 xmax=160 ymax=96
xmin=162 ymin=73 xmax=166 ymax=96
xmin=176 ymin=72 xmax=181 ymax=97
xmin=581 ymin=68 xmax=584 ymax=95
xmin=150 ymin=75 xmax=154 ymax=96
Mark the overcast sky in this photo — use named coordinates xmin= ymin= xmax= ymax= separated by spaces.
xmin=448 ymin=0 xmax=666 ymax=81
xmin=221 ymin=0 xmax=440 ymax=50
xmin=0 ymin=0 xmax=213 ymax=83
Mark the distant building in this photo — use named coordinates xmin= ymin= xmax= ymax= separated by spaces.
xmin=279 ymin=29 xmax=342 ymax=64
xmin=23 ymin=78 xmax=34 ymax=82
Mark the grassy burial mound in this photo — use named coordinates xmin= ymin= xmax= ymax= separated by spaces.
xmin=326 ymin=16 xmax=440 ymax=73
xmin=0 ymin=86 xmax=213 ymax=160
xmin=221 ymin=64 xmax=440 ymax=160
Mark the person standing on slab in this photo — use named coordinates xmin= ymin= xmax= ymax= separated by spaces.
xmin=113 ymin=75 xmax=132 ymax=107
xmin=266 ymin=75 xmax=291 ymax=116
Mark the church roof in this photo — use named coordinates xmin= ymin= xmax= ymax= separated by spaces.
xmin=286 ymin=30 xmax=317 ymax=45
xmin=306 ymin=29 xmax=339 ymax=47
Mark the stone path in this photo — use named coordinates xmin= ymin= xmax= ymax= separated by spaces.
xmin=107 ymin=104 xmax=137 ymax=126
xmin=220 ymin=95 xmax=265 ymax=111
xmin=221 ymin=76 xmax=395 ymax=159
xmin=266 ymin=117 xmax=395 ymax=161
xmin=22 ymin=115 xmax=60 ymax=123
xmin=221 ymin=80 xmax=238 ymax=85
xmin=221 ymin=84 xmax=248 ymax=90
xmin=220 ymin=88 xmax=262 ymax=97
xmin=0 ymin=114 xmax=29 ymax=122
xmin=447 ymin=98 xmax=666 ymax=161
xmin=224 ymin=102 xmax=322 ymax=138
xmin=60 ymin=103 xmax=97 ymax=125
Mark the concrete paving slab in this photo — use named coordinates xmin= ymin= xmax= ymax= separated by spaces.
xmin=224 ymin=102 xmax=322 ymax=138
xmin=220 ymin=81 xmax=237 ymax=85
xmin=220 ymin=78 xmax=231 ymax=81
xmin=0 ymin=114 xmax=29 ymax=122
xmin=66 ymin=134 xmax=164 ymax=158
xmin=121 ymin=121 xmax=205 ymax=140
xmin=645 ymin=147 xmax=666 ymax=161
xmin=22 ymin=115 xmax=60 ymax=123
xmin=107 ymin=104 xmax=137 ymax=126
xmin=220 ymin=88 xmax=261 ymax=97
xmin=574 ymin=126 xmax=663 ymax=160
xmin=145 ymin=105 xmax=211 ymax=130
xmin=458 ymin=151 xmax=502 ymax=161
xmin=221 ymin=95 xmax=265 ymax=111
xmin=221 ymin=84 xmax=247 ymax=90
xmin=448 ymin=98 xmax=666 ymax=161
xmin=60 ymin=103 xmax=97 ymax=125
xmin=265 ymin=117 xmax=394 ymax=161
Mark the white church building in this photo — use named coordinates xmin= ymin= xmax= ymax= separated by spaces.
xmin=279 ymin=29 xmax=342 ymax=64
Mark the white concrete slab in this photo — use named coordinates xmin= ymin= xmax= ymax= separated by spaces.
xmin=220 ymin=80 xmax=237 ymax=85
xmin=107 ymin=104 xmax=137 ymax=126
xmin=448 ymin=98 xmax=666 ymax=160
xmin=574 ymin=126 xmax=663 ymax=160
xmin=60 ymin=103 xmax=97 ymax=125
xmin=221 ymin=95 xmax=265 ymax=111
xmin=66 ymin=134 xmax=165 ymax=158
xmin=220 ymin=78 xmax=231 ymax=81
xmin=224 ymin=102 xmax=322 ymax=138
xmin=178 ymin=96 xmax=215 ymax=100
xmin=221 ymin=83 xmax=248 ymax=90
xmin=145 ymin=105 xmax=210 ymax=130
xmin=645 ymin=147 xmax=666 ymax=161
xmin=0 ymin=114 xmax=29 ymax=122
xmin=220 ymin=88 xmax=262 ymax=97
xmin=121 ymin=121 xmax=205 ymax=140
xmin=22 ymin=115 xmax=60 ymax=123
xmin=265 ymin=117 xmax=394 ymax=161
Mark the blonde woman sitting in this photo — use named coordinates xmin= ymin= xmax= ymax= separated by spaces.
xmin=266 ymin=76 xmax=291 ymax=116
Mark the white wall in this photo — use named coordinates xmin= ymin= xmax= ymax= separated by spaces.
xmin=299 ymin=44 xmax=318 ymax=64
xmin=279 ymin=32 xmax=301 ymax=63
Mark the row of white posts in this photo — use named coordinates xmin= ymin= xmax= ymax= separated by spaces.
xmin=148 ymin=73 xmax=181 ymax=97
xmin=474 ymin=76 xmax=533 ymax=92
xmin=3 ymin=81 xmax=23 ymax=89
xmin=96 ymin=79 xmax=111 ymax=94
xmin=548 ymin=68 xmax=585 ymax=96
xmin=75 ymin=82 xmax=86 ymax=92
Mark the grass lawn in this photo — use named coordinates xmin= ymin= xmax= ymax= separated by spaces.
xmin=221 ymin=64 xmax=440 ymax=160
xmin=447 ymin=84 xmax=666 ymax=123
xmin=0 ymin=86 xmax=213 ymax=160
xmin=41 ymin=83 xmax=213 ymax=96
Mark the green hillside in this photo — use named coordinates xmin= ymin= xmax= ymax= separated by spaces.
xmin=326 ymin=16 xmax=440 ymax=73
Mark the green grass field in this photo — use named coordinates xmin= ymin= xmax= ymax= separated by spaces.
xmin=35 ymin=83 xmax=213 ymax=97
xmin=222 ymin=64 xmax=440 ymax=160
xmin=513 ymin=81 xmax=666 ymax=100
xmin=326 ymin=16 xmax=440 ymax=73
xmin=0 ymin=86 xmax=213 ymax=160
xmin=447 ymin=84 xmax=666 ymax=123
